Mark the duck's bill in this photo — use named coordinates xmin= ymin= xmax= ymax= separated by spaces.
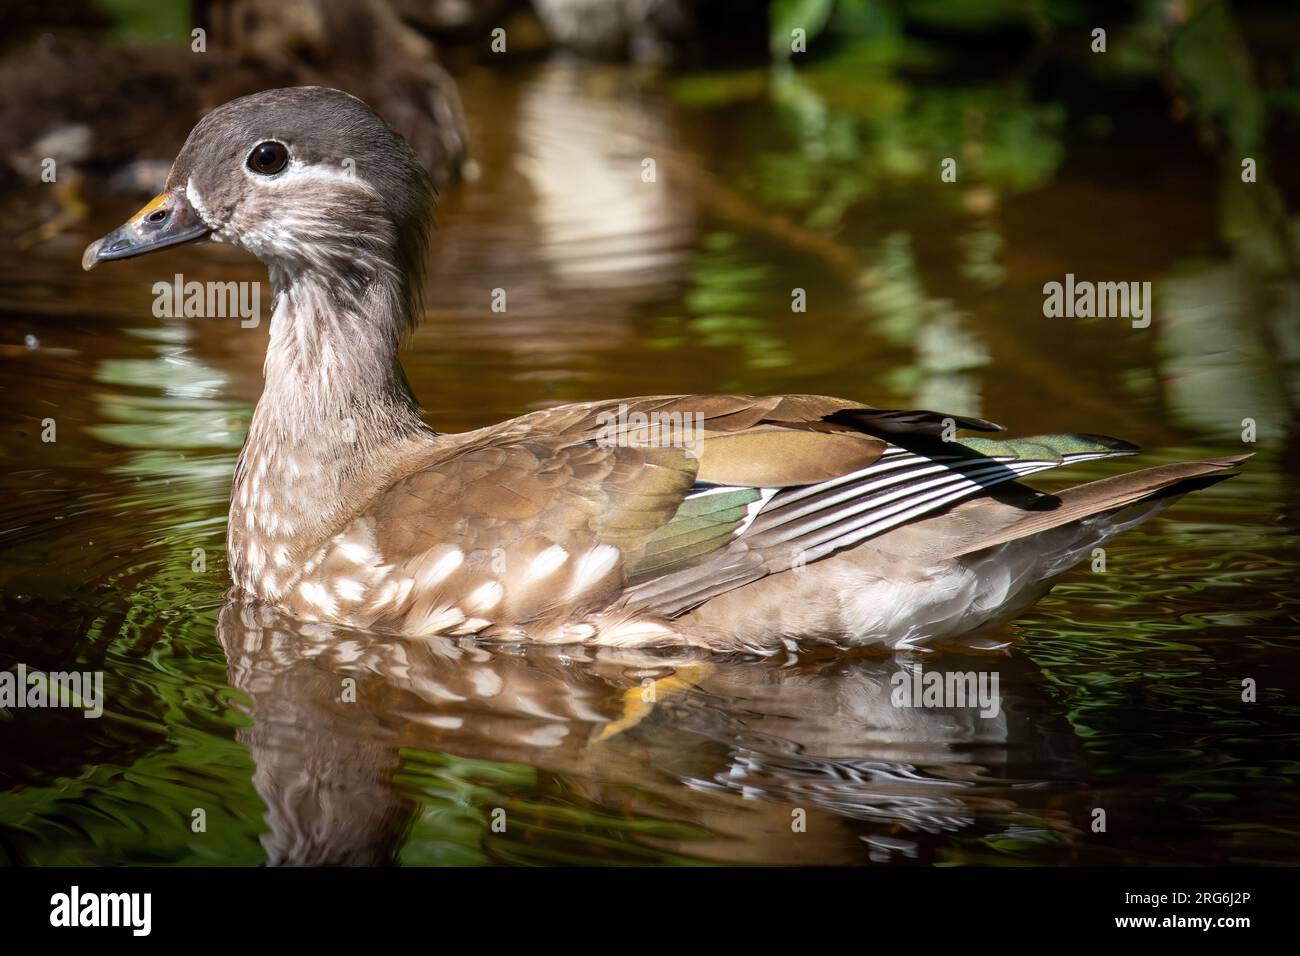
xmin=81 ymin=187 xmax=212 ymax=271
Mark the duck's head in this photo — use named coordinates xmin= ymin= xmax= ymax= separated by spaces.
xmin=83 ymin=87 xmax=434 ymax=289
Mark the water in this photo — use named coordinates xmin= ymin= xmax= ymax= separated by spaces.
xmin=1 ymin=58 xmax=1298 ymax=866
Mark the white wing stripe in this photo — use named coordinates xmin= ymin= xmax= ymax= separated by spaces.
xmin=753 ymin=455 xmax=1002 ymax=534
xmin=797 ymin=461 xmax=1047 ymax=554
xmin=754 ymin=458 xmax=1043 ymax=545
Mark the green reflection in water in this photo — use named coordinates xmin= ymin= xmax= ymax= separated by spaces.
xmin=396 ymin=751 xmax=712 ymax=867
xmin=652 ymin=232 xmax=791 ymax=375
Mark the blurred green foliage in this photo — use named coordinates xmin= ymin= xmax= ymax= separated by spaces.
xmin=95 ymin=0 xmax=190 ymax=42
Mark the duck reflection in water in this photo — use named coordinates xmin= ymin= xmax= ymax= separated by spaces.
xmin=218 ymin=594 xmax=1087 ymax=866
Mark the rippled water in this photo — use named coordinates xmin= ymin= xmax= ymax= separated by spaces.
xmin=1 ymin=59 xmax=1298 ymax=866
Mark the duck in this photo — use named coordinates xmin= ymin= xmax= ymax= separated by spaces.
xmin=82 ymin=86 xmax=1249 ymax=652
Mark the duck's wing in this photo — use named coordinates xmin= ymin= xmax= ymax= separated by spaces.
xmin=290 ymin=394 xmax=1164 ymax=638
xmin=615 ymin=426 xmax=1146 ymax=616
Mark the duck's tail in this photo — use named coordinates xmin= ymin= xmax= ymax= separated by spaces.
xmin=677 ymin=453 xmax=1250 ymax=651
xmin=944 ymin=453 xmax=1251 ymax=564
xmin=876 ymin=452 xmax=1253 ymax=646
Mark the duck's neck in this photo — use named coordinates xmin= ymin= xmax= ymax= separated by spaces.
xmin=256 ymin=262 xmax=427 ymax=432
xmin=228 ymin=263 xmax=434 ymax=596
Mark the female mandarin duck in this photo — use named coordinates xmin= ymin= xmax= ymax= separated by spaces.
xmin=84 ymin=88 xmax=1248 ymax=652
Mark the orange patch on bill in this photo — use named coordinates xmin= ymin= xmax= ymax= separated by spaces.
xmin=131 ymin=192 xmax=170 ymax=222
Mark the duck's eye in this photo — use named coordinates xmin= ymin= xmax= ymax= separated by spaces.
xmin=247 ymin=141 xmax=289 ymax=175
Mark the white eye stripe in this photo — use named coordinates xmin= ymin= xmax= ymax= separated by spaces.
xmin=240 ymin=154 xmax=381 ymax=196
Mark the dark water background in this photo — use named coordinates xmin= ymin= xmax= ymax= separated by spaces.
xmin=2 ymin=32 xmax=1299 ymax=865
